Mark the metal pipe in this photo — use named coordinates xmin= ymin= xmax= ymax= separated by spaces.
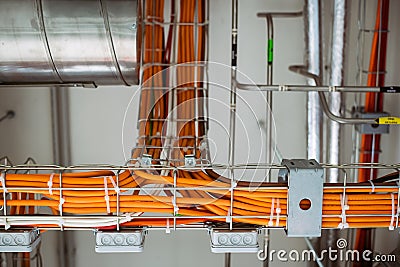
xmin=224 ymin=253 xmax=231 ymax=267
xmin=304 ymin=0 xmax=322 ymax=161
xmin=256 ymin=11 xmax=303 ymax=267
xmin=51 ymin=87 xmax=74 ymax=267
xmin=226 ymin=0 xmax=238 ymax=265
xmin=304 ymin=238 xmax=324 ymax=267
xmin=257 ymin=11 xmax=303 ymax=18
xmin=263 ymin=14 xmax=273 ymax=267
xmin=325 ymin=1 xmax=347 ymax=262
xmin=288 ymin=65 xmax=377 ymax=124
xmin=0 ymin=0 xmax=139 ymax=86
xmin=318 ymin=91 xmax=376 ymax=124
xmin=236 ymin=82 xmax=399 ymax=93
xmin=304 ymin=1 xmax=323 ymax=262
xmin=229 ymin=0 xmax=238 ymax=170
xmin=328 ymin=0 xmax=346 ymax=182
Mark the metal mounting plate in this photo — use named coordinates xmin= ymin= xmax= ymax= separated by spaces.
xmin=353 ymin=109 xmax=390 ymax=134
xmin=282 ymin=159 xmax=324 ymax=237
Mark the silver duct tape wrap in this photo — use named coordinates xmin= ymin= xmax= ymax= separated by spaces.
xmin=305 ymin=0 xmax=322 ymax=161
xmin=307 ymin=92 xmax=322 ymax=160
xmin=328 ymin=0 xmax=346 ymax=183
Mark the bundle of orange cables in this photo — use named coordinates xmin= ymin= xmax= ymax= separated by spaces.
xmin=0 ymin=168 xmax=398 ymax=230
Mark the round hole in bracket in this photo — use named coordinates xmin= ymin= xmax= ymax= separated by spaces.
xmin=299 ymin=198 xmax=312 ymax=210
xmin=371 ymin=123 xmax=379 ymax=128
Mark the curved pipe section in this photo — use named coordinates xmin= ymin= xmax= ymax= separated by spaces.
xmin=0 ymin=0 xmax=139 ymax=86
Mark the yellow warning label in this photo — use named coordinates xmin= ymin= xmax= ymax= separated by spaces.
xmin=375 ymin=117 xmax=400 ymax=125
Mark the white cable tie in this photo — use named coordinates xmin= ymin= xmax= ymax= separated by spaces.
xmin=108 ymin=176 xmax=120 ymax=194
xmin=0 ymin=173 xmax=7 ymax=193
xmin=166 ymin=219 xmax=171 ymax=234
xmin=389 ymin=193 xmax=395 ymax=231
xmin=103 ymin=177 xmax=111 ymax=213
xmin=171 ymin=197 xmax=179 ymax=214
xmin=47 ymin=173 xmax=55 ymax=195
xmin=229 ymin=182 xmax=237 ymax=192
xmin=268 ymin=198 xmax=275 ymax=227
xmin=58 ymin=218 xmax=65 ymax=227
xmin=58 ymin=198 xmax=65 ymax=212
xmin=4 ymin=221 xmax=10 ymax=230
xmin=275 ymin=198 xmax=281 ymax=227
xmin=226 ymin=208 xmax=231 ymax=223
xmin=368 ymin=180 xmax=375 ymax=193
xmin=124 ymin=213 xmax=133 ymax=222
xmin=338 ymin=194 xmax=349 ymax=229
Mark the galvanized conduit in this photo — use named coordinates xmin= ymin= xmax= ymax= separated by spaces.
xmin=289 ymin=65 xmax=377 ymax=124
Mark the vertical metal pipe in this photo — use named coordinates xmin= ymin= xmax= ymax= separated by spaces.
xmin=328 ymin=0 xmax=346 ymax=183
xmin=304 ymin=0 xmax=322 ymax=261
xmin=229 ymin=0 xmax=238 ymax=171
xmin=224 ymin=252 xmax=231 ymax=267
xmin=263 ymin=15 xmax=273 ymax=267
xmin=51 ymin=87 xmax=74 ymax=267
xmin=326 ymin=0 xmax=346 ymax=261
xmin=324 ymin=2 xmax=346 ymax=264
xmin=265 ymin=15 xmax=273 ymax=180
xmin=304 ymin=0 xmax=322 ymax=161
xmin=226 ymin=0 xmax=238 ymax=265
xmin=51 ymin=88 xmax=72 ymax=167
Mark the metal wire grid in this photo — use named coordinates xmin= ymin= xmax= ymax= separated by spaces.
xmin=352 ymin=0 xmax=390 ymax=181
xmin=136 ymin=0 xmax=210 ymax=163
xmin=0 ymin=163 xmax=398 ymax=231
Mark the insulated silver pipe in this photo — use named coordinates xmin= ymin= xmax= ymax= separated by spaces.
xmin=325 ymin=1 xmax=347 ymax=265
xmin=304 ymin=0 xmax=322 ymax=161
xmin=0 ymin=0 xmax=139 ymax=86
xmin=304 ymin=1 xmax=322 ymax=261
xmin=328 ymin=0 xmax=346 ymax=183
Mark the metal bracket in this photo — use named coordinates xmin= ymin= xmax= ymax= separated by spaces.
xmin=184 ymin=154 xmax=196 ymax=167
xmin=281 ymin=159 xmax=324 ymax=237
xmin=352 ymin=107 xmax=390 ymax=134
xmin=0 ymin=228 xmax=41 ymax=252
xmin=139 ymin=154 xmax=152 ymax=167
xmin=209 ymin=228 xmax=259 ymax=253
xmin=95 ymin=229 xmax=146 ymax=253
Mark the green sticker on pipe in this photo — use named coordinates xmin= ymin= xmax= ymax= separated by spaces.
xmin=268 ymin=39 xmax=273 ymax=64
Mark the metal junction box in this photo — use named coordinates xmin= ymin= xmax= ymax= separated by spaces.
xmin=281 ymin=159 xmax=324 ymax=237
